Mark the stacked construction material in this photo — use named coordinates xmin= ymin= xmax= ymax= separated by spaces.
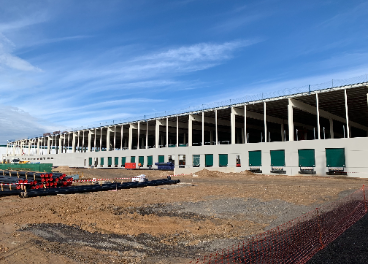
xmin=0 ymin=171 xmax=74 ymax=194
xmin=22 ymin=178 xmax=181 ymax=198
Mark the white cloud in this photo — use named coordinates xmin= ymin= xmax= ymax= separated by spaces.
xmin=0 ymin=105 xmax=56 ymax=143
xmin=0 ymin=33 xmax=42 ymax=72
xmin=141 ymin=41 xmax=247 ymax=62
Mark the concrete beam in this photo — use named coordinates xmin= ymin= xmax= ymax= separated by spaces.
xmin=290 ymin=98 xmax=368 ymax=131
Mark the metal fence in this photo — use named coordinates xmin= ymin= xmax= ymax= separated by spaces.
xmin=190 ymin=186 xmax=367 ymax=264
xmin=26 ymin=74 xmax=368 ymax=140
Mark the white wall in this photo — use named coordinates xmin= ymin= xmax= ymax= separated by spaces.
xmin=7 ymin=137 xmax=368 ymax=178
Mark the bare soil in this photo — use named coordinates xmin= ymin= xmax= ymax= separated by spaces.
xmin=1 ymin=168 xmax=368 ymax=263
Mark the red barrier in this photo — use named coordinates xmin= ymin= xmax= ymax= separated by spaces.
xmin=191 ymin=186 xmax=367 ymax=264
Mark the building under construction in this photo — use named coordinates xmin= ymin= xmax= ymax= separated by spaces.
xmin=5 ymin=80 xmax=368 ymax=177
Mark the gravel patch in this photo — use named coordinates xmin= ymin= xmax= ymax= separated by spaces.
xmin=127 ymin=197 xmax=314 ymax=230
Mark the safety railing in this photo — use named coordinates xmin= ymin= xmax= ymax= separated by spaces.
xmin=191 ymin=186 xmax=367 ymax=263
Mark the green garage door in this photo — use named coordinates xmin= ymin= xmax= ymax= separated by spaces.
xmin=298 ymin=149 xmax=315 ymax=167
xmin=205 ymin=154 xmax=213 ymax=167
xmin=101 ymin=157 xmax=104 ymax=166
xmin=193 ymin=155 xmax=200 ymax=167
xmin=158 ymin=155 xmax=165 ymax=163
xmin=108 ymin=157 xmax=112 ymax=166
xmin=326 ymin=148 xmax=345 ymax=167
xmin=219 ymin=154 xmax=228 ymax=167
xmin=89 ymin=157 xmax=92 ymax=166
xmin=139 ymin=156 xmax=144 ymax=166
xmin=121 ymin=157 xmax=126 ymax=166
xmin=147 ymin=156 xmax=153 ymax=166
xmin=114 ymin=157 xmax=119 ymax=166
xmin=249 ymin=151 xmax=262 ymax=166
xmin=131 ymin=156 xmax=135 ymax=163
xmin=270 ymin=150 xmax=285 ymax=166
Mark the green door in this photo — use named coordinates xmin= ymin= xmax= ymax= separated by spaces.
xmin=147 ymin=156 xmax=153 ymax=166
xmin=108 ymin=157 xmax=112 ymax=166
xmin=131 ymin=156 xmax=135 ymax=163
xmin=114 ymin=157 xmax=119 ymax=166
xmin=101 ymin=157 xmax=104 ymax=166
xmin=298 ymin=149 xmax=315 ymax=167
xmin=326 ymin=148 xmax=345 ymax=167
xmin=270 ymin=150 xmax=285 ymax=166
xmin=89 ymin=157 xmax=92 ymax=166
xmin=139 ymin=156 xmax=144 ymax=166
xmin=193 ymin=155 xmax=200 ymax=167
xmin=122 ymin=157 xmax=126 ymax=166
xmin=205 ymin=154 xmax=213 ymax=167
xmin=249 ymin=151 xmax=262 ymax=166
xmin=158 ymin=155 xmax=164 ymax=163
xmin=219 ymin=154 xmax=228 ymax=167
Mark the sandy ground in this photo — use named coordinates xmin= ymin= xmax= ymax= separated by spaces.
xmin=1 ymin=168 xmax=368 ymax=263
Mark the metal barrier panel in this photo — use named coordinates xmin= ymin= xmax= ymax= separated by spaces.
xmin=326 ymin=148 xmax=345 ymax=167
xmin=139 ymin=156 xmax=144 ymax=166
xmin=299 ymin=149 xmax=315 ymax=167
xmin=271 ymin=150 xmax=285 ymax=166
xmin=249 ymin=151 xmax=262 ymax=166
xmin=219 ymin=154 xmax=228 ymax=167
xmin=205 ymin=154 xmax=213 ymax=167
xmin=147 ymin=156 xmax=153 ymax=166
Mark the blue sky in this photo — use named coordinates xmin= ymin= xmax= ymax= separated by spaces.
xmin=1 ymin=0 xmax=368 ymax=143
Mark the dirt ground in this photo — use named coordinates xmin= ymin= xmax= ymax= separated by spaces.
xmin=1 ymin=168 xmax=368 ymax=263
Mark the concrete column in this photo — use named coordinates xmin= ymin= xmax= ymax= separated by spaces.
xmin=99 ymin=128 xmax=103 ymax=151
xmin=231 ymin=107 xmax=236 ymax=144
xmin=202 ymin=112 xmax=205 ymax=146
xmin=106 ymin=128 xmax=111 ymax=151
xmin=72 ymin=133 xmax=76 ymax=153
xmin=166 ymin=118 xmax=168 ymax=147
xmin=215 ymin=109 xmax=218 ymax=145
xmin=176 ymin=117 xmax=179 ymax=147
xmin=264 ymin=102 xmax=267 ymax=142
xmin=120 ymin=125 xmax=123 ymax=150
xmin=288 ymin=98 xmax=294 ymax=141
xmin=94 ymin=129 xmax=97 ymax=152
xmin=188 ymin=115 xmax=193 ymax=147
xmin=88 ymin=131 xmax=92 ymax=152
xmin=128 ymin=125 xmax=133 ymax=150
xmin=137 ymin=122 xmax=140 ymax=149
xmin=146 ymin=122 xmax=149 ymax=149
xmin=63 ymin=134 xmax=66 ymax=153
xmin=77 ymin=131 xmax=80 ymax=152
xmin=59 ymin=136 xmax=62 ymax=154
xmin=82 ymin=131 xmax=85 ymax=152
xmin=329 ymin=118 xmax=334 ymax=138
xmin=114 ymin=125 xmax=116 ymax=150
xmin=155 ymin=120 xmax=160 ymax=148
xmin=316 ymin=93 xmax=321 ymax=139
xmin=244 ymin=105 xmax=247 ymax=144
xmin=47 ymin=137 xmax=50 ymax=154
xmin=281 ymin=123 xmax=285 ymax=141
xmin=344 ymin=89 xmax=350 ymax=138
